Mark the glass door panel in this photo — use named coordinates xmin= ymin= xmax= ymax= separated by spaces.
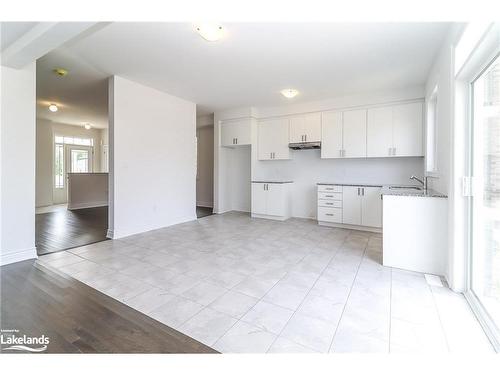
xmin=471 ymin=53 xmax=500 ymax=331
xmin=70 ymin=149 xmax=90 ymax=173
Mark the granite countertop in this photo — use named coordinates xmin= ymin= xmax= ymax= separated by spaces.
xmin=317 ymin=182 xmax=383 ymax=187
xmin=380 ymin=185 xmax=448 ymax=198
xmin=252 ymin=180 xmax=294 ymax=184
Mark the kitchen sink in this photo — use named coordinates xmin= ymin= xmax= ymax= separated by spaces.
xmin=389 ymin=186 xmax=423 ymax=190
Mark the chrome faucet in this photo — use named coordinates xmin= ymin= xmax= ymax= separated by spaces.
xmin=410 ymin=175 xmax=425 ymax=187
xmin=410 ymin=175 xmax=437 ymax=191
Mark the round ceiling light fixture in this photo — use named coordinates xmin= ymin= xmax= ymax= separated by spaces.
xmin=53 ymin=68 xmax=68 ymax=77
xmin=280 ymin=89 xmax=299 ymax=99
xmin=196 ymin=23 xmax=224 ymax=42
xmin=48 ymin=104 xmax=58 ymax=112
xmin=84 ymin=123 xmax=92 ymax=130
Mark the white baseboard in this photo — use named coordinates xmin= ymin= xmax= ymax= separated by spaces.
xmin=110 ymin=216 xmax=197 ymax=239
xmin=251 ymin=213 xmax=290 ymax=221
xmin=318 ymin=221 xmax=382 ymax=233
xmin=196 ymin=201 xmax=213 ymax=208
xmin=68 ymin=201 xmax=108 ymax=210
xmin=1 ymin=247 xmax=38 ymax=266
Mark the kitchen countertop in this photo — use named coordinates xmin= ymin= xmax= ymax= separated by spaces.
xmin=317 ymin=182 xmax=383 ymax=187
xmin=380 ymin=185 xmax=447 ymax=198
xmin=252 ymin=180 xmax=294 ymax=184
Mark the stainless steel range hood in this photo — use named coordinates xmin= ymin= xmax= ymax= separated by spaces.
xmin=288 ymin=141 xmax=321 ymax=150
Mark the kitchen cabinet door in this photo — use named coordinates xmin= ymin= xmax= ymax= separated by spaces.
xmin=266 ymin=183 xmax=287 ymax=217
xmin=321 ymin=111 xmax=343 ymax=158
xmin=290 ymin=113 xmax=321 ymax=143
xmin=342 ymin=186 xmax=362 ymax=225
xmin=361 ymin=187 xmax=382 ymax=228
xmin=221 ymin=118 xmax=251 ymax=147
xmin=343 ymin=109 xmax=367 ymax=158
xmin=258 ymin=118 xmax=290 ymax=160
xmin=367 ymin=107 xmax=393 ymax=157
xmin=392 ymin=102 xmax=423 ymax=157
xmin=251 ymin=183 xmax=267 ymax=215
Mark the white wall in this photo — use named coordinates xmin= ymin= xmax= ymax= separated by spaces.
xmin=1 ymin=63 xmax=37 ymax=265
xmin=425 ymin=24 xmax=467 ymax=291
xmin=196 ymin=124 xmax=214 ymax=207
xmin=35 ymin=119 xmax=105 ymax=207
xmin=214 ymin=87 xmax=426 ymax=217
xmin=109 ymin=76 xmax=196 ymax=238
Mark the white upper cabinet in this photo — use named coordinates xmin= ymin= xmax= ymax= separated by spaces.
xmin=392 ymin=102 xmax=423 ymax=157
xmin=367 ymin=106 xmax=393 ymax=157
xmin=342 ymin=109 xmax=367 ymax=158
xmin=221 ymin=118 xmax=252 ymax=147
xmin=258 ymin=118 xmax=291 ymax=160
xmin=289 ymin=112 xmax=321 ymax=143
xmin=367 ymin=102 xmax=423 ymax=157
xmin=321 ymin=111 xmax=343 ymax=158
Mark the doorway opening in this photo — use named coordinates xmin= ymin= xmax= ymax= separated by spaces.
xmin=196 ymin=114 xmax=215 ymax=219
xmin=35 ymin=52 xmax=110 ymax=255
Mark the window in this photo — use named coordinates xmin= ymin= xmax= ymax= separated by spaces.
xmin=53 ymin=135 xmax=94 ymax=189
xmin=54 ymin=144 xmax=64 ymax=188
xmin=426 ymin=86 xmax=438 ymax=173
xmin=470 ymin=53 xmax=500 ymax=344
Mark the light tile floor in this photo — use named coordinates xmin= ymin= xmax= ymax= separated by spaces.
xmin=38 ymin=212 xmax=494 ymax=353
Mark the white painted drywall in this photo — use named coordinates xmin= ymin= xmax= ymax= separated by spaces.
xmin=196 ymin=125 xmax=214 ymax=207
xmin=35 ymin=119 xmax=105 ymax=207
xmin=214 ymin=87 xmax=426 ymax=217
xmin=1 ymin=63 xmax=37 ymax=265
xmin=109 ymin=76 xmax=196 ymax=238
xmin=425 ymin=24 xmax=467 ymax=291
xmin=67 ymin=173 xmax=108 ymax=210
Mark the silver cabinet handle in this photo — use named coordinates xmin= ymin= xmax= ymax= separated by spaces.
xmin=270 ymin=152 xmax=272 ymax=159
xmin=388 ymin=147 xmax=391 ymax=156
xmin=235 ymin=138 xmax=238 ymax=144
xmin=305 ymin=134 xmax=307 ymax=142
xmin=325 ymin=213 xmax=333 ymax=216
xmin=393 ymin=147 xmax=396 ymax=156
xmin=357 ymin=188 xmax=360 ymax=195
xmin=325 ymin=195 xmax=333 ymax=197
xmin=362 ymin=188 xmax=365 ymax=196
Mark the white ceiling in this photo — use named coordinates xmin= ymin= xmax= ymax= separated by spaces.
xmin=0 ymin=22 xmax=36 ymax=51
xmin=35 ymin=22 xmax=451 ymax=124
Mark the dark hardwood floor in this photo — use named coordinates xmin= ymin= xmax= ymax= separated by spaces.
xmin=196 ymin=206 xmax=213 ymax=219
xmin=0 ymin=260 xmax=217 ymax=354
xmin=36 ymin=206 xmax=109 ymax=255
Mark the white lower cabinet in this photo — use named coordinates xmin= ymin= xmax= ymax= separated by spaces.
xmin=251 ymin=182 xmax=292 ymax=220
xmin=318 ymin=184 xmax=382 ymax=230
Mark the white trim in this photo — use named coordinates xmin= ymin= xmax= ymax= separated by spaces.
xmin=251 ymin=213 xmax=290 ymax=221
xmin=110 ymin=216 xmax=197 ymax=239
xmin=318 ymin=221 xmax=382 ymax=233
xmin=67 ymin=201 xmax=108 ymax=210
xmin=0 ymin=247 xmax=37 ymax=266
xmin=464 ymin=291 xmax=499 ymax=352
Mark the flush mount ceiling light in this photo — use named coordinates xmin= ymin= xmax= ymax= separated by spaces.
xmin=53 ymin=68 xmax=68 ymax=77
xmin=84 ymin=123 xmax=92 ymax=130
xmin=196 ymin=23 xmax=224 ymax=42
xmin=280 ymin=89 xmax=299 ymax=99
xmin=48 ymin=104 xmax=58 ymax=112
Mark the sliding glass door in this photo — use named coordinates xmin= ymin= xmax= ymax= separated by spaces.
xmin=470 ymin=53 xmax=500 ymax=340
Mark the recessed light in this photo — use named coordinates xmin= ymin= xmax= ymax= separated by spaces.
xmin=48 ymin=104 xmax=58 ymax=112
xmin=281 ymin=89 xmax=299 ymax=99
xmin=196 ymin=23 xmax=224 ymax=42
xmin=84 ymin=123 xmax=92 ymax=130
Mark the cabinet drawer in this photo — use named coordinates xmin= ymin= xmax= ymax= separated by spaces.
xmin=317 ymin=185 xmax=342 ymax=193
xmin=318 ymin=192 xmax=342 ymax=201
xmin=317 ymin=207 xmax=342 ymax=223
xmin=318 ymin=200 xmax=342 ymax=208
